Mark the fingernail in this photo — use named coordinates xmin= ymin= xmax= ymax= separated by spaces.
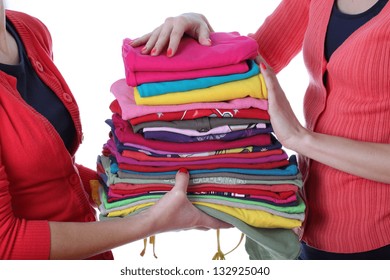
xmin=151 ymin=48 xmax=157 ymax=56
xmin=178 ymin=168 xmax=188 ymax=174
xmin=200 ymin=38 xmax=212 ymax=46
xmin=141 ymin=46 xmax=147 ymax=53
xmin=166 ymin=48 xmax=173 ymax=57
xmin=260 ymin=62 xmax=267 ymax=71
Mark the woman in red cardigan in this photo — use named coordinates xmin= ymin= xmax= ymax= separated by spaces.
xmin=132 ymin=0 xmax=390 ymax=259
xmin=0 ymin=2 xmax=229 ymax=260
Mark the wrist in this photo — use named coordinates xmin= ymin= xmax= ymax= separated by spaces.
xmin=122 ymin=209 xmax=160 ymax=243
xmin=282 ymin=125 xmax=311 ymax=153
xmin=295 ymin=130 xmax=316 ymax=158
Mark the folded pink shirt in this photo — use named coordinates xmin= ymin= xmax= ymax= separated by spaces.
xmin=110 ymin=79 xmax=268 ymax=120
xmin=123 ymin=32 xmax=258 ymax=86
xmin=105 ymin=138 xmax=287 ymax=167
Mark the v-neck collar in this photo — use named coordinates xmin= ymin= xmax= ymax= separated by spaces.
xmin=325 ymin=0 xmax=390 ymax=62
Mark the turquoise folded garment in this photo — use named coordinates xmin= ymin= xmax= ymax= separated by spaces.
xmin=137 ymin=59 xmax=259 ymax=97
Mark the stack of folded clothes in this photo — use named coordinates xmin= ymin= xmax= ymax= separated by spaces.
xmin=95 ymin=32 xmax=305 ymax=259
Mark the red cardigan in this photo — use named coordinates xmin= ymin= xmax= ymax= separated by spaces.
xmin=252 ymin=0 xmax=390 ymax=253
xmin=0 ymin=10 xmax=112 ymax=259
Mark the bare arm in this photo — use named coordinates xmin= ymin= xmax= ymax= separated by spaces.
xmin=49 ymin=170 xmax=230 ymax=259
xmin=293 ymin=129 xmax=390 ymax=184
xmin=49 ymin=208 xmax=154 ymax=259
xmin=259 ymin=60 xmax=390 ymax=184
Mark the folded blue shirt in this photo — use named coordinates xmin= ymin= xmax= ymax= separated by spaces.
xmin=111 ymin=156 xmax=299 ymax=177
xmin=137 ymin=59 xmax=259 ymax=97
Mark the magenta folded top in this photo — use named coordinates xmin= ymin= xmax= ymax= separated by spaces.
xmin=122 ymin=32 xmax=258 ymax=86
xmin=105 ymin=139 xmax=288 ymax=167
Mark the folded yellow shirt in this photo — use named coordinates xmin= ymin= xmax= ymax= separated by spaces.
xmin=107 ymin=202 xmax=154 ymax=217
xmin=193 ymin=202 xmax=301 ymax=229
xmin=134 ymin=73 xmax=267 ymax=105
xmin=106 ymin=200 xmax=301 ymax=229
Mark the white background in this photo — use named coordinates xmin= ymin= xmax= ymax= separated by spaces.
xmin=6 ymin=0 xmax=308 ymax=262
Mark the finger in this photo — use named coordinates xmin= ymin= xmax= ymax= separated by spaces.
xmin=254 ymin=55 xmax=264 ymax=65
xmin=152 ymin=21 xmax=176 ymax=56
xmin=192 ymin=226 xmax=210 ymax=231
xmin=193 ymin=224 xmax=231 ymax=231
xmin=173 ymin=168 xmax=189 ymax=192
xmin=166 ymin=23 xmax=210 ymax=57
xmin=204 ymin=15 xmax=215 ymax=33
xmin=143 ymin=27 xmax=164 ymax=55
xmin=167 ymin=24 xmax=187 ymax=57
xmin=197 ymin=27 xmax=212 ymax=46
xmin=201 ymin=216 xmax=233 ymax=229
xmin=196 ymin=14 xmax=213 ymax=45
xmin=130 ymin=33 xmax=152 ymax=48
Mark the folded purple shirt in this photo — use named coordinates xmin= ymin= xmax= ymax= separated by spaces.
xmin=112 ymin=113 xmax=271 ymax=153
xmin=142 ymin=126 xmax=273 ymax=143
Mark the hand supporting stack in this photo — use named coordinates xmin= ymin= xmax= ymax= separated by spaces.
xmin=96 ymin=32 xmax=305 ymax=259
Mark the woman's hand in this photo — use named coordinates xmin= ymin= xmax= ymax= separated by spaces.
xmin=48 ymin=169 xmax=230 ymax=259
xmin=257 ymin=58 xmax=390 ymax=184
xmin=131 ymin=13 xmax=214 ymax=57
xmin=147 ymin=169 xmax=231 ymax=234
xmin=256 ymin=57 xmax=307 ymax=150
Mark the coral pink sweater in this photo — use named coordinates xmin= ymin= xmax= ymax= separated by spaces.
xmin=0 ymin=11 xmax=112 ymax=259
xmin=252 ymin=0 xmax=390 ymax=253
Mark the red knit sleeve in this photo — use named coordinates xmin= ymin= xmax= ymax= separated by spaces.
xmin=0 ymin=155 xmax=51 ymax=260
xmin=250 ymin=0 xmax=310 ymax=73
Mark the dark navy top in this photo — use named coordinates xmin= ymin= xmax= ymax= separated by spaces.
xmin=325 ymin=0 xmax=388 ymax=61
xmin=0 ymin=20 xmax=76 ymax=151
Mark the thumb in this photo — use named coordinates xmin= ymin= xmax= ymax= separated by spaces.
xmin=255 ymin=55 xmax=277 ymax=84
xmin=173 ymin=168 xmax=190 ymax=192
xmin=258 ymin=60 xmax=282 ymax=96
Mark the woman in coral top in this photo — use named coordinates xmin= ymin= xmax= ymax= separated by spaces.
xmin=0 ymin=1 xmax=229 ymax=260
xmin=132 ymin=0 xmax=390 ymax=259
